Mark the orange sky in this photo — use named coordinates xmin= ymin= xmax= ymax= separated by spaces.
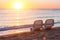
xmin=0 ymin=0 xmax=60 ymax=9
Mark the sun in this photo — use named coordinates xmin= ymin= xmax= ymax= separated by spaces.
xmin=13 ymin=2 xmax=23 ymax=9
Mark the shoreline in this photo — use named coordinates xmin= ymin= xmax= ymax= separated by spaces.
xmin=0 ymin=27 xmax=60 ymax=40
xmin=0 ymin=26 xmax=60 ymax=36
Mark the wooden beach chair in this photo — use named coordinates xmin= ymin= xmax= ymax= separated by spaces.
xmin=44 ymin=19 xmax=54 ymax=30
xmin=31 ymin=20 xmax=43 ymax=31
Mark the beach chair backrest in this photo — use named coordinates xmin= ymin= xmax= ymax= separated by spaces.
xmin=45 ymin=19 xmax=54 ymax=28
xmin=33 ymin=20 xmax=43 ymax=28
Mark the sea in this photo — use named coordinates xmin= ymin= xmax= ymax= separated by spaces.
xmin=0 ymin=9 xmax=60 ymax=36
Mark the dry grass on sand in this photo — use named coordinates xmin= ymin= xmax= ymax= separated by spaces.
xmin=0 ymin=27 xmax=60 ymax=40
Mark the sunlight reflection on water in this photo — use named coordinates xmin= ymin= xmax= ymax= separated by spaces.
xmin=0 ymin=28 xmax=30 ymax=36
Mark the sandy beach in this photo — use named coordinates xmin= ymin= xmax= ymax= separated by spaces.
xmin=0 ymin=27 xmax=60 ymax=40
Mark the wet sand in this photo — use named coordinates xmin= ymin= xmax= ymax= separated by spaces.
xmin=0 ymin=27 xmax=60 ymax=40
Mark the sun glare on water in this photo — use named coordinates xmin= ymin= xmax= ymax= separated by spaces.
xmin=13 ymin=2 xmax=23 ymax=9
